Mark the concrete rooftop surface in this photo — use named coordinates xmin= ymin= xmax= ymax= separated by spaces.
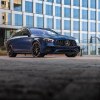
xmin=0 ymin=55 xmax=100 ymax=100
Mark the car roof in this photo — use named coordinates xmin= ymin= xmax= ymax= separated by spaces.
xmin=16 ymin=27 xmax=59 ymax=35
xmin=22 ymin=27 xmax=53 ymax=31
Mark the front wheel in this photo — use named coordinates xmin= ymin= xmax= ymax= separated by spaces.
xmin=32 ymin=42 xmax=45 ymax=57
xmin=65 ymin=53 xmax=77 ymax=57
xmin=7 ymin=46 xmax=17 ymax=57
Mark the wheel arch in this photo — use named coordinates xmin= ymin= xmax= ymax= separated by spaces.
xmin=31 ymin=37 xmax=44 ymax=45
xmin=32 ymin=40 xmax=40 ymax=45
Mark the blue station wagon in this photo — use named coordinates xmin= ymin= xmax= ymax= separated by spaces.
xmin=5 ymin=27 xmax=80 ymax=57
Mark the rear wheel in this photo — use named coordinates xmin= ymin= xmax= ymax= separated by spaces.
xmin=32 ymin=42 xmax=45 ymax=57
xmin=65 ymin=53 xmax=77 ymax=57
xmin=7 ymin=46 xmax=17 ymax=57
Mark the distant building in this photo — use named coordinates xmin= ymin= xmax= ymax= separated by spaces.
xmin=0 ymin=0 xmax=100 ymax=55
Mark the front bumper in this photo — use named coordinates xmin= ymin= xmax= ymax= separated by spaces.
xmin=45 ymin=46 xmax=80 ymax=54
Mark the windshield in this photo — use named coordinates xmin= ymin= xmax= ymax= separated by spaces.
xmin=30 ymin=29 xmax=59 ymax=37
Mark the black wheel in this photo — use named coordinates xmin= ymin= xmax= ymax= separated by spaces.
xmin=65 ymin=53 xmax=77 ymax=57
xmin=32 ymin=42 xmax=45 ymax=57
xmin=7 ymin=46 xmax=17 ymax=57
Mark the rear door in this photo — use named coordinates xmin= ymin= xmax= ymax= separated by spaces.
xmin=11 ymin=30 xmax=23 ymax=51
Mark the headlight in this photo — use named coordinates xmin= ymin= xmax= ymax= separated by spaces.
xmin=43 ymin=38 xmax=54 ymax=43
xmin=75 ymin=38 xmax=79 ymax=44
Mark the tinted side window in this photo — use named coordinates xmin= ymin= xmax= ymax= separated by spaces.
xmin=16 ymin=31 xmax=22 ymax=36
xmin=11 ymin=32 xmax=16 ymax=37
xmin=12 ymin=31 xmax=22 ymax=37
xmin=22 ymin=29 xmax=30 ymax=36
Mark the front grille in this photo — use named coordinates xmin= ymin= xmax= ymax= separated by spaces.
xmin=55 ymin=40 xmax=77 ymax=46
xmin=55 ymin=40 xmax=65 ymax=46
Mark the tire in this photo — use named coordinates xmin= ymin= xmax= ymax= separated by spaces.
xmin=65 ymin=53 xmax=77 ymax=57
xmin=32 ymin=42 xmax=45 ymax=57
xmin=7 ymin=46 xmax=17 ymax=57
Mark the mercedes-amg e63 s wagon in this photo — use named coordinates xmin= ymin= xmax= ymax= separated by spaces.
xmin=5 ymin=28 xmax=80 ymax=57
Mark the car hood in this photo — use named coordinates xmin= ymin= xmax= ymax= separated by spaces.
xmin=31 ymin=34 xmax=75 ymax=40
xmin=43 ymin=35 xmax=75 ymax=40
